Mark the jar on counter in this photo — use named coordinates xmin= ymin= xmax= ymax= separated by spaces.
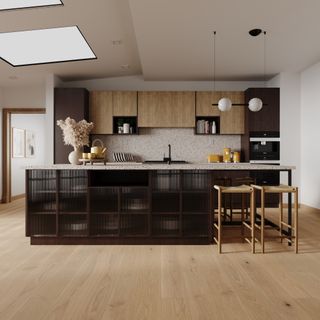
xmin=223 ymin=148 xmax=231 ymax=163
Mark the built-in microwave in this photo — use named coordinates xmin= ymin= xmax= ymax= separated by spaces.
xmin=249 ymin=137 xmax=280 ymax=161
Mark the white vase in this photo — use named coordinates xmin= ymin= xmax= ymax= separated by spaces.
xmin=68 ymin=148 xmax=82 ymax=165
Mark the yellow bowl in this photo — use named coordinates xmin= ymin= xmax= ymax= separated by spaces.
xmin=208 ymin=154 xmax=222 ymax=163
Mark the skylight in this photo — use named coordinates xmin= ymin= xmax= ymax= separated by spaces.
xmin=0 ymin=0 xmax=63 ymax=10
xmin=0 ymin=26 xmax=97 ymax=66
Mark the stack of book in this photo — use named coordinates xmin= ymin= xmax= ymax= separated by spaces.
xmin=196 ymin=120 xmax=216 ymax=134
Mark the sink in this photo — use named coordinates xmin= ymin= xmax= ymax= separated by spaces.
xmin=143 ymin=160 xmax=188 ymax=164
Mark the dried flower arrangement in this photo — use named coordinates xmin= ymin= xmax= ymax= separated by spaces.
xmin=57 ymin=117 xmax=94 ymax=150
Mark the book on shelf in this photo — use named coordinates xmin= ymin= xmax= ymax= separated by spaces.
xmin=196 ymin=120 xmax=217 ymax=134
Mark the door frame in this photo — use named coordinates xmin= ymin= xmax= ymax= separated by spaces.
xmin=2 ymin=108 xmax=46 ymax=203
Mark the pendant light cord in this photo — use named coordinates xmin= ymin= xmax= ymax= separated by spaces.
xmin=213 ymin=31 xmax=216 ymax=92
xmin=264 ymin=31 xmax=267 ymax=87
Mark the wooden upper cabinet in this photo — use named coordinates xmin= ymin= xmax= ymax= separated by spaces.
xmin=220 ymin=92 xmax=245 ymax=134
xmin=196 ymin=92 xmax=221 ymax=116
xmin=220 ymin=106 xmax=245 ymax=134
xmin=112 ymin=91 xmax=137 ymax=116
xmin=138 ymin=91 xmax=195 ymax=127
xmin=89 ymin=91 xmax=113 ymax=134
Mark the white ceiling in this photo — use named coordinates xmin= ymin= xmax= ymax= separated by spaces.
xmin=1 ymin=0 xmax=320 ymax=86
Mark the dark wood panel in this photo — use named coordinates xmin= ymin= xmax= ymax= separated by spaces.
xmin=245 ymin=88 xmax=280 ymax=133
xmin=54 ymin=88 xmax=89 ymax=164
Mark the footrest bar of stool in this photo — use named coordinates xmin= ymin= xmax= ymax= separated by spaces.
xmin=280 ymin=221 xmax=292 ymax=229
xmin=213 ymin=223 xmax=219 ymax=230
xmin=255 ymin=224 xmax=261 ymax=230
xmin=213 ymin=237 xmax=218 ymax=244
xmin=243 ymin=222 xmax=252 ymax=230
xmin=244 ymin=237 xmax=252 ymax=244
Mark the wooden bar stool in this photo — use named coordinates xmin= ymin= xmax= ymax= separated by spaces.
xmin=252 ymin=184 xmax=299 ymax=253
xmin=213 ymin=185 xmax=256 ymax=254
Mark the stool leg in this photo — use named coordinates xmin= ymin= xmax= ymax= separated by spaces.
xmin=218 ymin=190 xmax=222 ymax=254
xmin=279 ymin=193 xmax=283 ymax=243
xmin=294 ymin=189 xmax=299 ymax=254
xmin=261 ymin=190 xmax=265 ymax=253
xmin=241 ymin=193 xmax=245 ymax=240
xmin=251 ymin=190 xmax=255 ymax=254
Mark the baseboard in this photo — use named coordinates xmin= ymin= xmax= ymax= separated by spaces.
xmin=11 ymin=194 xmax=25 ymax=201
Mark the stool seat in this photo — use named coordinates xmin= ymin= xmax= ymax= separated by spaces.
xmin=251 ymin=184 xmax=297 ymax=193
xmin=214 ymin=185 xmax=253 ymax=194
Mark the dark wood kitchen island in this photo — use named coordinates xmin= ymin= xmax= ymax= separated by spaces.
xmin=25 ymin=163 xmax=294 ymax=245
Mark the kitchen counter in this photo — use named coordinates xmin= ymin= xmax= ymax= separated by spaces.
xmin=26 ymin=162 xmax=295 ymax=171
xmin=26 ymin=164 xmax=294 ymax=245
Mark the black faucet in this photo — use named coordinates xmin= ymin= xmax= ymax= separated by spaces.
xmin=163 ymin=144 xmax=172 ymax=164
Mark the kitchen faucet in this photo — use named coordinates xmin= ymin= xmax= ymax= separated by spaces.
xmin=163 ymin=144 xmax=172 ymax=164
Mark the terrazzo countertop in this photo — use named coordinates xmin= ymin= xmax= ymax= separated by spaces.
xmin=26 ymin=163 xmax=295 ymax=171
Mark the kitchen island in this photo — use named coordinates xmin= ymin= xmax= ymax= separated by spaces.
xmin=26 ymin=163 xmax=294 ymax=245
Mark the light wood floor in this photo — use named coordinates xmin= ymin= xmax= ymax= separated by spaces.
xmin=1 ymin=199 xmax=320 ymax=320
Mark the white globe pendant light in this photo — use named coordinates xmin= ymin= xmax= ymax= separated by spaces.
xmin=211 ymin=31 xmax=232 ymax=112
xmin=247 ymin=29 xmax=267 ymax=112
xmin=248 ymin=97 xmax=263 ymax=112
xmin=218 ymin=97 xmax=232 ymax=112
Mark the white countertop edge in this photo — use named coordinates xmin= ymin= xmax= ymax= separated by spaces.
xmin=25 ymin=163 xmax=295 ymax=170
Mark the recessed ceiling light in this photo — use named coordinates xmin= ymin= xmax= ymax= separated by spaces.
xmin=0 ymin=26 xmax=96 ymax=67
xmin=112 ymin=40 xmax=123 ymax=45
xmin=0 ymin=0 xmax=63 ymax=11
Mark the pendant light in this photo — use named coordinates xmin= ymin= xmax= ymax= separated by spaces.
xmin=248 ymin=29 xmax=266 ymax=112
xmin=211 ymin=31 xmax=232 ymax=112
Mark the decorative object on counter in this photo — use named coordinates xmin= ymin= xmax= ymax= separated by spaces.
xmin=207 ymin=154 xmax=222 ymax=163
xmin=88 ymin=153 xmax=96 ymax=160
xmin=79 ymin=158 xmax=107 ymax=166
xmin=248 ymin=29 xmax=266 ymax=112
xmin=233 ymin=151 xmax=241 ymax=163
xmin=57 ymin=117 xmax=94 ymax=165
xmin=211 ymin=121 xmax=216 ymax=134
xmin=112 ymin=152 xmax=136 ymax=162
xmin=91 ymin=139 xmax=106 ymax=159
xmin=223 ymin=148 xmax=232 ymax=163
xmin=82 ymin=152 xmax=89 ymax=159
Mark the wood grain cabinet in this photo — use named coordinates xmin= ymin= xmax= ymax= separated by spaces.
xmin=138 ymin=91 xmax=195 ymax=127
xmin=196 ymin=91 xmax=245 ymax=134
xmin=245 ymin=88 xmax=280 ymax=133
xmin=112 ymin=91 xmax=137 ymax=116
xmin=89 ymin=91 xmax=113 ymax=134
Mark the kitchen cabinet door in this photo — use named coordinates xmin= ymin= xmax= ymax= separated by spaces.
xmin=113 ymin=91 xmax=137 ymax=116
xmin=138 ymin=91 xmax=195 ymax=127
xmin=196 ymin=92 xmax=221 ymax=116
xmin=220 ymin=105 xmax=245 ymax=134
xmin=89 ymin=91 xmax=113 ymax=134
xmin=245 ymin=88 xmax=280 ymax=133
xmin=54 ymin=88 xmax=89 ymax=164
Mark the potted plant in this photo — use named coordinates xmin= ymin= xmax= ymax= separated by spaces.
xmin=57 ymin=117 xmax=94 ymax=164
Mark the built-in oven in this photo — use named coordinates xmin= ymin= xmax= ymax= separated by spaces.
xmin=249 ymin=137 xmax=280 ymax=161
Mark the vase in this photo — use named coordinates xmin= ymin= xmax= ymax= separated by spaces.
xmin=68 ymin=148 xmax=82 ymax=165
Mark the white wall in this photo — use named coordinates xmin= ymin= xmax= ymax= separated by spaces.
xmin=0 ymin=85 xmax=45 ymax=200
xmin=268 ymin=73 xmax=301 ymax=191
xmin=11 ymin=114 xmax=46 ymax=196
xmin=301 ymin=63 xmax=320 ymax=208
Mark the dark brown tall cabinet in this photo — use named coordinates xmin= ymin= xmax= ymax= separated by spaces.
xmin=241 ymin=88 xmax=280 ymax=162
xmin=54 ymin=88 xmax=89 ymax=164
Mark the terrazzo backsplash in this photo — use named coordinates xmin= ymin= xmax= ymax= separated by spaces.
xmin=94 ymin=128 xmax=241 ymax=163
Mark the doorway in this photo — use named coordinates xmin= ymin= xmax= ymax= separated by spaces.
xmin=2 ymin=108 xmax=46 ymax=203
